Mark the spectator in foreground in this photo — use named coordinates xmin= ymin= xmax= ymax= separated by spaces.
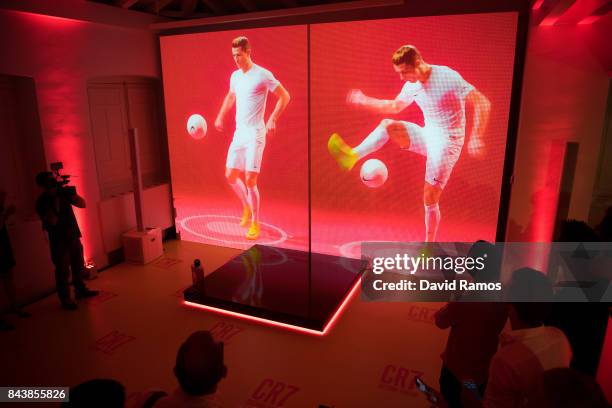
xmin=546 ymin=219 xmax=610 ymax=376
xmin=482 ymin=268 xmax=572 ymax=407
xmin=150 ymin=330 xmax=226 ymax=407
xmin=62 ymin=378 xmax=125 ymax=407
xmin=434 ymin=241 xmax=507 ymax=408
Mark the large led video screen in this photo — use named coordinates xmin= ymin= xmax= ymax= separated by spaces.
xmin=311 ymin=12 xmax=517 ymax=257
xmin=161 ymin=26 xmax=309 ymax=251
xmin=160 ymin=12 xmax=518 ymax=255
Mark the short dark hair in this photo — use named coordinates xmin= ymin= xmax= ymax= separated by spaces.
xmin=392 ymin=45 xmax=421 ymax=67
xmin=508 ymin=268 xmax=553 ymax=326
xmin=467 ymin=240 xmax=502 ymax=282
xmin=557 ymin=219 xmax=599 ymax=242
xmin=63 ymin=379 xmax=125 ymax=407
xmin=231 ymin=36 xmax=250 ymax=51
xmin=174 ymin=331 xmax=225 ymax=396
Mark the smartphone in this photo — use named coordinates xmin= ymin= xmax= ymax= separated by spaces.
xmin=415 ymin=376 xmax=438 ymax=403
xmin=462 ymin=380 xmax=483 ymax=401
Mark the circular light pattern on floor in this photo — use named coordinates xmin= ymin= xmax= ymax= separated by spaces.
xmin=205 ymin=221 xmax=245 ymax=237
xmin=336 ymin=241 xmax=373 ymax=274
xmin=180 ymin=214 xmax=289 ymax=247
xmin=337 ymin=240 xmax=394 ymax=259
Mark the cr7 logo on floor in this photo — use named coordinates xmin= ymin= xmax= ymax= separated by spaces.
xmin=406 ymin=305 xmax=437 ymax=324
xmin=379 ymin=364 xmax=425 ymax=394
xmin=209 ymin=321 xmax=244 ymax=344
xmin=246 ymin=378 xmax=300 ymax=407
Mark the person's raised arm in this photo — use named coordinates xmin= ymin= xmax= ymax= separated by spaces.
xmin=347 ymin=89 xmax=411 ymax=115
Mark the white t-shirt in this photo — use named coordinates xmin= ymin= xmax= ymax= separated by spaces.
xmin=396 ymin=65 xmax=474 ymax=139
xmin=483 ymin=326 xmax=572 ymax=408
xmin=230 ymin=64 xmax=280 ymax=129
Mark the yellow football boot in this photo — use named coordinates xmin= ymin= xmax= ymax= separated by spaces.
xmin=246 ymin=222 xmax=260 ymax=240
xmin=327 ymin=133 xmax=358 ymax=171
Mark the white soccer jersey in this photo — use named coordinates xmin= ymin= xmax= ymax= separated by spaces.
xmin=396 ymin=65 xmax=474 ymax=140
xmin=230 ymin=64 xmax=280 ymax=129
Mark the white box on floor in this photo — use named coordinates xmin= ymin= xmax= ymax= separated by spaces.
xmin=122 ymin=228 xmax=163 ymax=264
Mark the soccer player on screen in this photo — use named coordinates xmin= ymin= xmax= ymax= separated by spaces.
xmin=215 ymin=36 xmax=290 ymax=240
xmin=328 ymin=45 xmax=490 ymax=242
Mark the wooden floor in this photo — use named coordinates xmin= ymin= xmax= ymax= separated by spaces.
xmin=1 ymin=239 xmax=453 ymax=407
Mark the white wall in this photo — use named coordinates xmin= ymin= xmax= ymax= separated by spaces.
xmin=0 ymin=1 xmax=170 ymax=308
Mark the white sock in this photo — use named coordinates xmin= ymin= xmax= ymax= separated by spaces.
xmin=229 ymin=178 xmax=248 ymax=208
xmin=424 ymin=203 xmax=441 ymax=242
xmin=354 ymin=124 xmax=389 ymax=159
xmin=247 ymin=186 xmax=260 ymax=223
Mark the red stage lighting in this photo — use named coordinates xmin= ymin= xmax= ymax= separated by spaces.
xmin=539 ymin=16 xmax=560 ymax=26
xmin=577 ymin=15 xmax=601 ymax=24
xmin=184 ymin=276 xmax=362 ymax=336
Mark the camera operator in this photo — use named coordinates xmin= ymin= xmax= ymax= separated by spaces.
xmin=35 ymin=171 xmax=98 ymax=311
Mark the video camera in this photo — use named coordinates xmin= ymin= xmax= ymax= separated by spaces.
xmin=38 ymin=162 xmax=77 ymax=196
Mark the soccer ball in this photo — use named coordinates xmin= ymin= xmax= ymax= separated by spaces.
xmin=187 ymin=114 xmax=207 ymax=140
xmin=360 ymin=159 xmax=388 ymax=188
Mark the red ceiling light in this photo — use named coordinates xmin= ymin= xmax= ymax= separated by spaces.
xmin=14 ymin=10 xmax=84 ymax=27
xmin=578 ymin=3 xmax=612 ymax=25
xmin=532 ymin=0 xmax=545 ymax=10
xmin=577 ymin=15 xmax=601 ymax=24
xmin=539 ymin=15 xmax=561 ymax=26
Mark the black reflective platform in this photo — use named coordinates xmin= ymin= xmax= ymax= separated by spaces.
xmin=184 ymin=245 xmax=366 ymax=333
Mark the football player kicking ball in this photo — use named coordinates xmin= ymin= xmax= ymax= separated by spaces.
xmin=215 ymin=36 xmax=290 ymax=240
xmin=328 ymin=45 xmax=490 ymax=242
